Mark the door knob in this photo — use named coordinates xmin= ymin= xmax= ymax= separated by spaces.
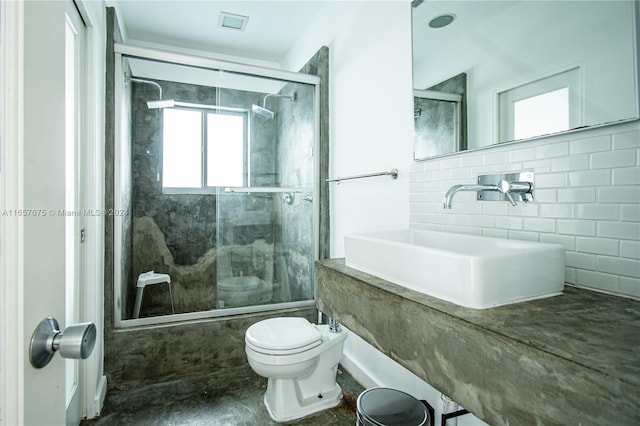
xmin=29 ymin=317 xmax=96 ymax=368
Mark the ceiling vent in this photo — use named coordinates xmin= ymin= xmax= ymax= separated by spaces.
xmin=218 ymin=12 xmax=249 ymax=31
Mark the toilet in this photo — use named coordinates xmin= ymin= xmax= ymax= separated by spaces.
xmin=217 ymin=276 xmax=273 ymax=308
xmin=245 ymin=317 xmax=347 ymax=422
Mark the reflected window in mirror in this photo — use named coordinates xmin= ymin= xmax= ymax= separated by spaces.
xmin=498 ymin=67 xmax=580 ymax=142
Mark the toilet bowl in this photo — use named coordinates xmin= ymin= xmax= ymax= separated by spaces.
xmin=245 ymin=317 xmax=347 ymax=422
xmin=217 ymin=276 xmax=273 ymax=308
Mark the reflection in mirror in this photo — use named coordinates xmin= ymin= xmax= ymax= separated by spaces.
xmin=412 ymin=0 xmax=638 ymax=159
xmin=413 ymin=73 xmax=467 ymax=159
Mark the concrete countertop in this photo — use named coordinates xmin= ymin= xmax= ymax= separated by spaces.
xmin=316 ymin=258 xmax=640 ymax=425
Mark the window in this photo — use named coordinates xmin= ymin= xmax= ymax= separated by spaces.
xmin=498 ymin=67 xmax=581 ymax=142
xmin=162 ymin=107 xmax=247 ymax=192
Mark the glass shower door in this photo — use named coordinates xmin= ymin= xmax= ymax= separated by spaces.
xmin=215 ymin=72 xmax=317 ymax=310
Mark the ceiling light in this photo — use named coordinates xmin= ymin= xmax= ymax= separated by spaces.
xmin=429 ymin=14 xmax=456 ymax=29
xmin=218 ymin=12 xmax=249 ymax=31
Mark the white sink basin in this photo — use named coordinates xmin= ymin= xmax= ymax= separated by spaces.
xmin=344 ymin=229 xmax=565 ymax=309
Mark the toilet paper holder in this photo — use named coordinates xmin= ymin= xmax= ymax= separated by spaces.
xmin=29 ymin=317 xmax=96 ymax=368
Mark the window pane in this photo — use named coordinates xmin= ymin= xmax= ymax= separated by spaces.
xmin=163 ymin=109 xmax=202 ymax=188
xmin=514 ymin=87 xmax=569 ymax=140
xmin=207 ymin=113 xmax=244 ymax=187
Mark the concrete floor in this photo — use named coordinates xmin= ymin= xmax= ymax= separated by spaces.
xmin=81 ymin=364 xmax=363 ymax=425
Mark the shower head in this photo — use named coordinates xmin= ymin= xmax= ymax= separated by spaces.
xmin=128 ymin=77 xmax=175 ymax=110
xmin=147 ymin=99 xmax=175 ymax=109
xmin=251 ymin=104 xmax=275 ymax=120
xmin=251 ymin=92 xmax=296 ymax=120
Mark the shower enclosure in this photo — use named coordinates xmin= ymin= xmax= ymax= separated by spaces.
xmin=113 ymin=45 xmax=320 ymax=326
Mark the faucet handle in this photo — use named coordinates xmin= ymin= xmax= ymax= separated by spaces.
xmin=504 ymin=191 xmax=517 ymax=206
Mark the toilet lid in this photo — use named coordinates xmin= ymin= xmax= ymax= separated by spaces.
xmin=218 ymin=276 xmax=262 ymax=291
xmin=246 ymin=317 xmax=322 ymax=353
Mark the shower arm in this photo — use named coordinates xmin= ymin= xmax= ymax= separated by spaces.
xmin=129 ymin=77 xmax=163 ymax=100
xmin=262 ymin=93 xmax=296 ymax=108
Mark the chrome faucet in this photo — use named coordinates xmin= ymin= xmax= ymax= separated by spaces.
xmin=444 ymin=179 xmax=532 ymax=209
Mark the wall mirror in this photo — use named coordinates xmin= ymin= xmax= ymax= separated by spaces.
xmin=412 ymin=0 xmax=639 ymax=160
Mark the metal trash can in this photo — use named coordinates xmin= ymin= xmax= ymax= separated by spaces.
xmin=356 ymin=387 xmax=429 ymax=426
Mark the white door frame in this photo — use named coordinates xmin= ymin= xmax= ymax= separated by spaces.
xmin=1 ymin=1 xmax=106 ymax=424
xmin=1 ymin=1 xmax=26 ymax=424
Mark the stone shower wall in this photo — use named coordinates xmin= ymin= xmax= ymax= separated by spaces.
xmin=130 ymin=80 xmax=276 ymax=317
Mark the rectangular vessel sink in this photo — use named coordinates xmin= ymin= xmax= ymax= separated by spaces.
xmin=344 ymin=229 xmax=565 ymax=309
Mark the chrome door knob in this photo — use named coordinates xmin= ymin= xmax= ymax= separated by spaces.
xmin=29 ymin=317 xmax=96 ymax=368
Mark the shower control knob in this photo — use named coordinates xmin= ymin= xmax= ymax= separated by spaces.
xmin=29 ymin=317 xmax=96 ymax=368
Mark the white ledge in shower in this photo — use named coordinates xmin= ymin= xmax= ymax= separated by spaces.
xmin=344 ymin=229 xmax=565 ymax=309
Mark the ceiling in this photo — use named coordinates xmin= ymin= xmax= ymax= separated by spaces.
xmin=112 ymin=1 xmax=327 ymax=63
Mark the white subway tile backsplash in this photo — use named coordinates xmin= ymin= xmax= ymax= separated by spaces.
xmin=483 ymin=228 xmax=508 ymax=238
xmin=620 ymin=204 xmax=640 ymax=222
xmin=620 ymin=240 xmax=640 ymax=259
xmin=409 ymin=122 xmax=640 ymax=300
xmin=576 ymin=237 xmax=619 ymax=256
xmin=620 ymin=277 xmax=640 ymax=297
xmin=508 ymin=230 xmax=539 ymax=242
xmin=556 ymin=219 xmax=596 ymax=236
xmin=551 ymin=155 xmax=589 ymax=172
xmin=597 ymin=221 xmax=640 ymax=240
xmin=596 ymin=256 xmax=640 ymax=278
xmin=482 ymin=202 xmax=509 ymax=216
xmin=534 ymin=189 xmax=558 ymax=203
xmin=423 ymin=160 xmax=442 ymax=172
xmin=470 ymin=165 xmax=497 ymax=176
xmin=576 ymin=204 xmax=618 ymax=220
xmin=508 ymin=203 xmax=539 ymax=217
xmin=597 ymin=186 xmax=640 ymax=203
xmin=591 ymin=149 xmax=637 ymax=169
xmin=522 ymin=159 xmax=552 ymax=172
xmin=612 ymin=167 xmax=640 ymax=185
xmin=569 ymin=135 xmax=611 ymax=154
xmin=536 ymin=172 xmax=567 ymax=188
xmin=540 ymin=204 xmax=574 ymax=218
xmin=557 ymin=187 xmax=596 ymax=203
xmin=431 ymin=169 xmax=452 ymax=180
xmin=535 ymin=142 xmax=569 ymax=158
xmin=568 ymin=169 xmax=611 ymax=187
xmin=540 ymin=233 xmax=576 ymax=250
xmin=566 ymin=251 xmax=596 ymax=269
xmin=483 ymin=151 xmax=509 ymax=165
xmin=612 ymin=130 xmax=640 ymax=150
xmin=497 ymin=216 xmax=523 ymax=230
xmin=460 ymin=155 xmax=484 ymax=167
xmin=523 ymin=218 xmax=556 ymax=233
xmin=458 ymin=202 xmax=483 ymax=215
xmin=575 ymin=270 xmax=618 ymax=293
xmin=509 ymin=147 xmax=536 ymax=162
xmin=451 ymin=167 xmax=473 ymax=180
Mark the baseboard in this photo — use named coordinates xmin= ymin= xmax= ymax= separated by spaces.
xmin=93 ymin=375 xmax=107 ymax=417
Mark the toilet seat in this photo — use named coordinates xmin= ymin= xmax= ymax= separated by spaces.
xmin=218 ymin=276 xmax=263 ymax=292
xmin=246 ymin=317 xmax=322 ymax=355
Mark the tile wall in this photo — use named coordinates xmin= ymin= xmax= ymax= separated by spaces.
xmin=409 ymin=121 xmax=640 ymax=298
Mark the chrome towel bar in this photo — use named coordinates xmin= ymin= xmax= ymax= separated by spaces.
xmin=327 ymin=168 xmax=398 ymax=183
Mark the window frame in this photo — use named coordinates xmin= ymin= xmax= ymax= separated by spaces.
xmin=497 ymin=67 xmax=582 ymax=143
xmin=161 ymin=105 xmax=249 ymax=194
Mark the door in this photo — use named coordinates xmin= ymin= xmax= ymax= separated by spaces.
xmin=64 ymin=2 xmax=86 ymax=424
xmin=0 ymin=1 xmax=87 ymax=425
